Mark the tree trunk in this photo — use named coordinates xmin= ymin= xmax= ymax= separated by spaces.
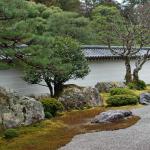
xmin=54 ymin=82 xmax=63 ymax=98
xmin=133 ymin=57 xmax=148 ymax=82
xmin=45 ymin=80 xmax=54 ymax=97
xmin=124 ymin=56 xmax=132 ymax=84
xmin=133 ymin=68 xmax=139 ymax=82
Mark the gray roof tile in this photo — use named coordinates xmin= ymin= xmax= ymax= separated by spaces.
xmin=81 ymin=45 xmax=150 ymax=58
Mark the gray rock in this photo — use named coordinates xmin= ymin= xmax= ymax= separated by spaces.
xmin=0 ymin=87 xmax=45 ymax=128
xmin=140 ymin=93 xmax=150 ymax=105
xmin=91 ymin=110 xmax=132 ymax=123
xmin=95 ymin=82 xmax=126 ymax=93
xmin=59 ymin=85 xmax=102 ymax=110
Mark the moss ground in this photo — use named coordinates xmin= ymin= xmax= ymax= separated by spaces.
xmin=0 ymin=107 xmax=140 ymax=150
xmin=1 ymin=86 xmax=148 ymax=150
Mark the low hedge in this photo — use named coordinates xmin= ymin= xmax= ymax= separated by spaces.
xmin=110 ymin=88 xmax=135 ymax=96
xmin=107 ymin=95 xmax=138 ymax=106
xmin=41 ymin=98 xmax=64 ymax=117
xmin=128 ymin=80 xmax=146 ymax=90
xmin=4 ymin=129 xmax=19 ymax=139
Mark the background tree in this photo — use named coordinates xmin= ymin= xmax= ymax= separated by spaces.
xmin=81 ymin=0 xmax=120 ymax=17
xmin=91 ymin=5 xmax=121 ymax=45
xmin=45 ymin=11 xmax=93 ymax=44
xmin=122 ymin=0 xmax=149 ymax=18
xmin=91 ymin=4 xmax=150 ymax=83
xmin=132 ymin=3 xmax=150 ymax=82
xmin=31 ymin=0 xmax=81 ymax=12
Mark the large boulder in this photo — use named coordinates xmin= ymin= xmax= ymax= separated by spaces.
xmin=59 ymin=85 xmax=102 ymax=110
xmin=95 ymin=82 xmax=126 ymax=93
xmin=91 ymin=110 xmax=132 ymax=123
xmin=140 ymin=93 xmax=150 ymax=105
xmin=0 ymin=88 xmax=45 ymax=128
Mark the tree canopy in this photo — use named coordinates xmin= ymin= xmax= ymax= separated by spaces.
xmin=0 ymin=0 xmax=90 ymax=96
xmin=23 ymin=36 xmax=89 ymax=97
xmin=31 ymin=0 xmax=81 ymax=12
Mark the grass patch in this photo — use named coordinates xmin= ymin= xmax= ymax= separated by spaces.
xmin=0 ymin=107 xmax=140 ymax=150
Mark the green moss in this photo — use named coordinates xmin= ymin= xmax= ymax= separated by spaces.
xmin=0 ymin=108 xmax=140 ymax=150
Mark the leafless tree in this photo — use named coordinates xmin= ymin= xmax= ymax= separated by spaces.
xmin=108 ymin=2 xmax=150 ymax=83
xmin=133 ymin=50 xmax=150 ymax=82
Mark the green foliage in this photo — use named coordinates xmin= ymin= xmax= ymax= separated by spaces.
xmin=46 ymin=12 xmax=92 ymax=43
xmin=57 ymin=0 xmax=80 ymax=12
xmin=0 ymin=0 xmax=90 ymax=96
xmin=107 ymin=95 xmax=138 ymax=106
xmin=110 ymin=88 xmax=135 ymax=96
xmin=41 ymin=6 xmax=62 ymax=18
xmin=128 ymin=80 xmax=146 ymax=90
xmin=0 ymin=62 xmax=11 ymax=70
xmin=91 ymin=5 xmax=123 ymax=45
xmin=32 ymin=0 xmax=80 ymax=12
xmin=44 ymin=112 xmax=53 ymax=119
xmin=24 ymin=36 xmax=89 ymax=96
xmin=41 ymin=98 xmax=64 ymax=117
xmin=4 ymin=129 xmax=19 ymax=139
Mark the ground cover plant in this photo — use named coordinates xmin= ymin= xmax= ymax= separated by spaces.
xmin=0 ymin=107 xmax=139 ymax=150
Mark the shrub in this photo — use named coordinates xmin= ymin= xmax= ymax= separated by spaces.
xmin=110 ymin=88 xmax=134 ymax=96
xmin=45 ymin=112 xmax=53 ymax=119
xmin=107 ymin=95 xmax=138 ymax=106
xmin=128 ymin=80 xmax=146 ymax=90
xmin=4 ymin=129 xmax=19 ymax=139
xmin=41 ymin=98 xmax=64 ymax=117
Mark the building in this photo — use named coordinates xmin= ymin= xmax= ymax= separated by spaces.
xmin=68 ymin=45 xmax=150 ymax=86
xmin=82 ymin=45 xmax=150 ymax=60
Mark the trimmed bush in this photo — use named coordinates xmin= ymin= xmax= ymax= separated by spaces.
xmin=41 ymin=98 xmax=64 ymax=117
xmin=4 ymin=129 xmax=19 ymax=139
xmin=45 ymin=112 xmax=53 ymax=119
xmin=110 ymin=88 xmax=134 ymax=96
xmin=128 ymin=80 xmax=146 ymax=90
xmin=107 ymin=95 xmax=138 ymax=106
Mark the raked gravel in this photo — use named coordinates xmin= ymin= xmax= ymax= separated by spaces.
xmin=59 ymin=106 xmax=150 ymax=150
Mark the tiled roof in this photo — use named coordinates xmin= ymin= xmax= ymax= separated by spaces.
xmin=81 ymin=45 xmax=150 ymax=59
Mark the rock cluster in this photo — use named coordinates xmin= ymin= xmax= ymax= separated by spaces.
xmin=140 ymin=93 xmax=150 ymax=105
xmin=59 ymin=85 xmax=102 ymax=110
xmin=95 ymin=82 xmax=126 ymax=93
xmin=0 ymin=88 xmax=45 ymax=128
xmin=91 ymin=110 xmax=132 ymax=123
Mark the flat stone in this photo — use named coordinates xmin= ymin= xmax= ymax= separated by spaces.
xmin=91 ymin=110 xmax=132 ymax=123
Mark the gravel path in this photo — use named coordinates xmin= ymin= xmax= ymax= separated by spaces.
xmin=60 ymin=106 xmax=150 ymax=150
